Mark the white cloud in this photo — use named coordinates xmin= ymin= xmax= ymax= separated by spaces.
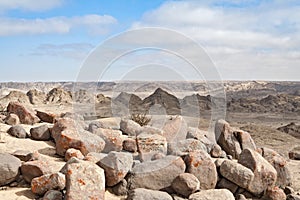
xmin=0 ymin=14 xmax=117 ymax=36
xmin=131 ymin=0 xmax=300 ymax=80
xmin=0 ymin=0 xmax=63 ymax=11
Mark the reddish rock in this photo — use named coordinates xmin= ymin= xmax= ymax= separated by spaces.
xmin=7 ymin=101 xmax=40 ymax=125
xmin=265 ymin=186 xmax=286 ymax=200
xmin=36 ymin=110 xmax=57 ymax=123
xmin=234 ymin=130 xmax=256 ymax=151
xmin=94 ymin=128 xmax=123 ymax=153
xmin=51 ymin=118 xmax=105 ymax=156
xmin=65 ymin=148 xmax=84 ymax=161
xmin=31 ymin=172 xmax=65 ymax=195
xmin=21 ymin=160 xmax=53 ymax=183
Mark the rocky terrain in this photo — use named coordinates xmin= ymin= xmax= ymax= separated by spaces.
xmin=0 ymin=81 xmax=299 ymax=200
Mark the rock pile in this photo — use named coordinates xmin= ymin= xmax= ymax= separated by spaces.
xmin=0 ymin=102 xmax=299 ymax=200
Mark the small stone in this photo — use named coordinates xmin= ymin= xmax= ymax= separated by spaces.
xmin=65 ymin=148 xmax=84 ymax=161
xmin=43 ymin=190 xmax=63 ymax=200
xmin=21 ymin=160 xmax=52 ymax=183
xmin=265 ymin=186 xmax=286 ymax=200
xmin=30 ymin=124 xmax=51 ymax=141
xmin=4 ymin=113 xmax=20 ymax=125
xmin=7 ymin=125 xmax=28 ymax=138
xmin=123 ymin=137 xmax=137 ymax=153
xmin=171 ymin=173 xmax=200 ymax=197
xmin=210 ymin=144 xmax=224 ymax=158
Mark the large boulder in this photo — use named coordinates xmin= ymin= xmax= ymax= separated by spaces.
xmin=185 ymin=150 xmax=218 ymax=190
xmin=0 ymin=153 xmax=21 ymax=186
xmin=7 ymin=101 xmax=40 ymax=124
xmin=238 ymin=148 xmax=277 ymax=195
xmin=171 ymin=173 xmax=200 ymax=198
xmin=128 ymin=155 xmax=185 ymax=190
xmin=127 ymin=188 xmax=172 ymax=200
xmin=220 ymin=160 xmax=254 ymax=189
xmin=189 ymin=189 xmax=235 ymax=200
xmin=51 ymin=118 xmax=105 ymax=156
xmin=31 ymin=172 xmax=65 ymax=195
xmin=98 ymin=151 xmax=133 ymax=186
xmin=65 ymin=160 xmax=105 ymax=200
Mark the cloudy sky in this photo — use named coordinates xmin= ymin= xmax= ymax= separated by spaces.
xmin=0 ymin=0 xmax=299 ymax=82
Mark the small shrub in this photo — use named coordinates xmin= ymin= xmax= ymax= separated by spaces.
xmin=131 ymin=112 xmax=151 ymax=126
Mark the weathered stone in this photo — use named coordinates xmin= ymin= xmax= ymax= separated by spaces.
xmin=168 ymin=138 xmax=207 ymax=156
xmin=0 ymin=153 xmax=21 ymax=186
xmin=31 ymin=172 xmax=65 ymax=195
xmin=94 ymin=128 xmax=123 ymax=153
xmin=137 ymin=133 xmax=167 ymax=161
xmin=185 ymin=150 xmax=218 ymax=190
xmin=289 ymin=146 xmax=300 ymax=160
xmin=162 ymin=115 xmax=187 ymax=143
xmin=12 ymin=150 xmax=33 ymax=162
xmin=217 ymin=178 xmax=238 ymax=193
xmin=189 ymin=189 xmax=235 ymax=200
xmin=265 ymin=186 xmax=286 ymax=200
xmin=7 ymin=125 xmax=28 ymax=138
xmin=21 ymin=160 xmax=52 ymax=183
xmin=111 ymin=179 xmax=128 ymax=196
xmin=7 ymin=101 xmax=40 ymax=124
xmin=43 ymin=190 xmax=63 ymax=200
xmin=171 ymin=173 xmax=200 ymax=197
xmin=65 ymin=160 xmax=105 ymax=200
xmin=123 ymin=137 xmax=137 ymax=153
xmin=30 ymin=124 xmax=51 ymax=141
xmin=98 ymin=151 xmax=133 ymax=186
xmin=65 ymin=148 xmax=84 ymax=161
xmin=287 ymin=194 xmax=300 ymax=200
xmin=88 ymin=118 xmax=120 ymax=132
xmin=51 ymin=118 xmax=105 ymax=156
xmin=238 ymin=148 xmax=277 ymax=195
xmin=261 ymin=147 xmax=291 ymax=188
xmin=83 ymin=152 xmax=106 ymax=163
xmin=216 ymin=120 xmax=242 ymax=159
xmin=129 ymin=155 xmax=185 ymax=190
xmin=234 ymin=130 xmax=256 ymax=151
xmin=210 ymin=144 xmax=226 ymax=158
xmin=36 ymin=110 xmax=57 ymax=123
xmin=4 ymin=113 xmax=20 ymax=125
xmin=151 ymin=152 xmax=166 ymax=160
xmin=120 ymin=119 xmax=142 ymax=136
xmin=220 ymin=160 xmax=254 ymax=189
xmin=127 ymin=188 xmax=172 ymax=200
xmin=187 ymin=127 xmax=214 ymax=151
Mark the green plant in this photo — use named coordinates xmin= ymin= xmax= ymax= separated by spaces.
xmin=131 ymin=112 xmax=151 ymax=126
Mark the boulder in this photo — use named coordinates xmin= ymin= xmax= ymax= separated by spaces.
xmin=234 ymin=130 xmax=256 ymax=151
xmin=129 ymin=155 xmax=185 ymax=190
xmin=51 ymin=118 xmax=105 ymax=156
xmin=120 ymin=119 xmax=142 ymax=136
xmin=21 ymin=160 xmax=53 ymax=183
xmin=31 ymin=172 xmax=65 ymax=195
xmin=261 ymin=147 xmax=291 ymax=188
xmin=0 ymin=153 xmax=21 ymax=186
xmin=187 ymin=127 xmax=214 ymax=151
xmin=4 ymin=113 xmax=20 ymax=125
xmin=65 ymin=148 xmax=84 ymax=161
xmin=7 ymin=101 xmax=40 ymax=124
xmin=162 ymin=115 xmax=187 ymax=143
xmin=30 ymin=124 xmax=51 ymax=141
xmin=171 ymin=173 xmax=200 ymax=197
xmin=98 ymin=151 xmax=133 ymax=186
xmin=185 ymin=150 xmax=218 ymax=190
xmin=123 ymin=137 xmax=137 ymax=153
xmin=238 ymin=148 xmax=277 ymax=195
xmin=216 ymin=120 xmax=242 ymax=159
xmin=7 ymin=125 xmax=28 ymax=138
xmin=127 ymin=188 xmax=172 ymax=200
xmin=220 ymin=160 xmax=254 ymax=189
xmin=36 ymin=110 xmax=57 ymax=123
xmin=65 ymin=160 xmax=105 ymax=200
xmin=189 ymin=189 xmax=235 ymax=200
xmin=168 ymin=138 xmax=207 ymax=156
xmin=43 ymin=190 xmax=63 ymax=200
xmin=265 ymin=186 xmax=286 ymax=200
xmin=94 ymin=128 xmax=123 ymax=153
xmin=217 ymin=178 xmax=238 ymax=193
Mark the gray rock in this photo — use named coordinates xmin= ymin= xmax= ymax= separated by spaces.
xmin=43 ymin=190 xmax=63 ymax=200
xmin=94 ymin=128 xmax=123 ymax=153
xmin=216 ymin=120 xmax=242 ymax=159
xmin=217 ymin=178 xmax=238 ymax=193
xmin=168 ymin=138 xmax=207 ymax=156
xmin=127 ymin=188 xmax=172 ymax=200
xmin=238 ymin=148 xmax=277 ymax=195
xmin=4 ymin=113 xmax=20 ymax=125
xmin=142 ymin=125 xmax=164 ymax=135
xmin=185 ymin=150 xmax=218 ymax=190
xmin=129 ymin=155 xmax=185 ymax=190
xmin=234 ymin=130 xmax=256 ymax=151
xmin=31 ymin=172 xmax=65 ymax=195
xmin=30 ymin=124 xmax=51 ymax=141
xmin=98 ymin=151 xmax=133 ymax=186
xmin=162 ymin=115 xmax=187 ymax=143
xmin=120 ymin=119 xmax=142 ymax=136
xmin=220 ymin=160 xmax=254 ymax=189
xmin=171 ymin=173 xmax=200 ymax=197
xmin=0 ymin=153 xmax=21 ymax=186
xmin=7 ymin=125 xmax=28 ymax=138
xmin=65 ymin=160 xmax=105 ymax=200
xmin=187 ymin=127 xmax=214 ymax=151
xmin=112 ymin=179 xmax=128 ymax=196
xmin=189 ymin=189 xmax=235 ymax=200
xmin=210 ymin=144 xmax=226 ymax=158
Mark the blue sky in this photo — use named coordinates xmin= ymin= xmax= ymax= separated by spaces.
xmin=0 ymin=0 xmax=300 ymax=82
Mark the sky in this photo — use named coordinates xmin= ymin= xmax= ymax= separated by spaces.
xmin=0 ymin=0 xmax=300 ymax=82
